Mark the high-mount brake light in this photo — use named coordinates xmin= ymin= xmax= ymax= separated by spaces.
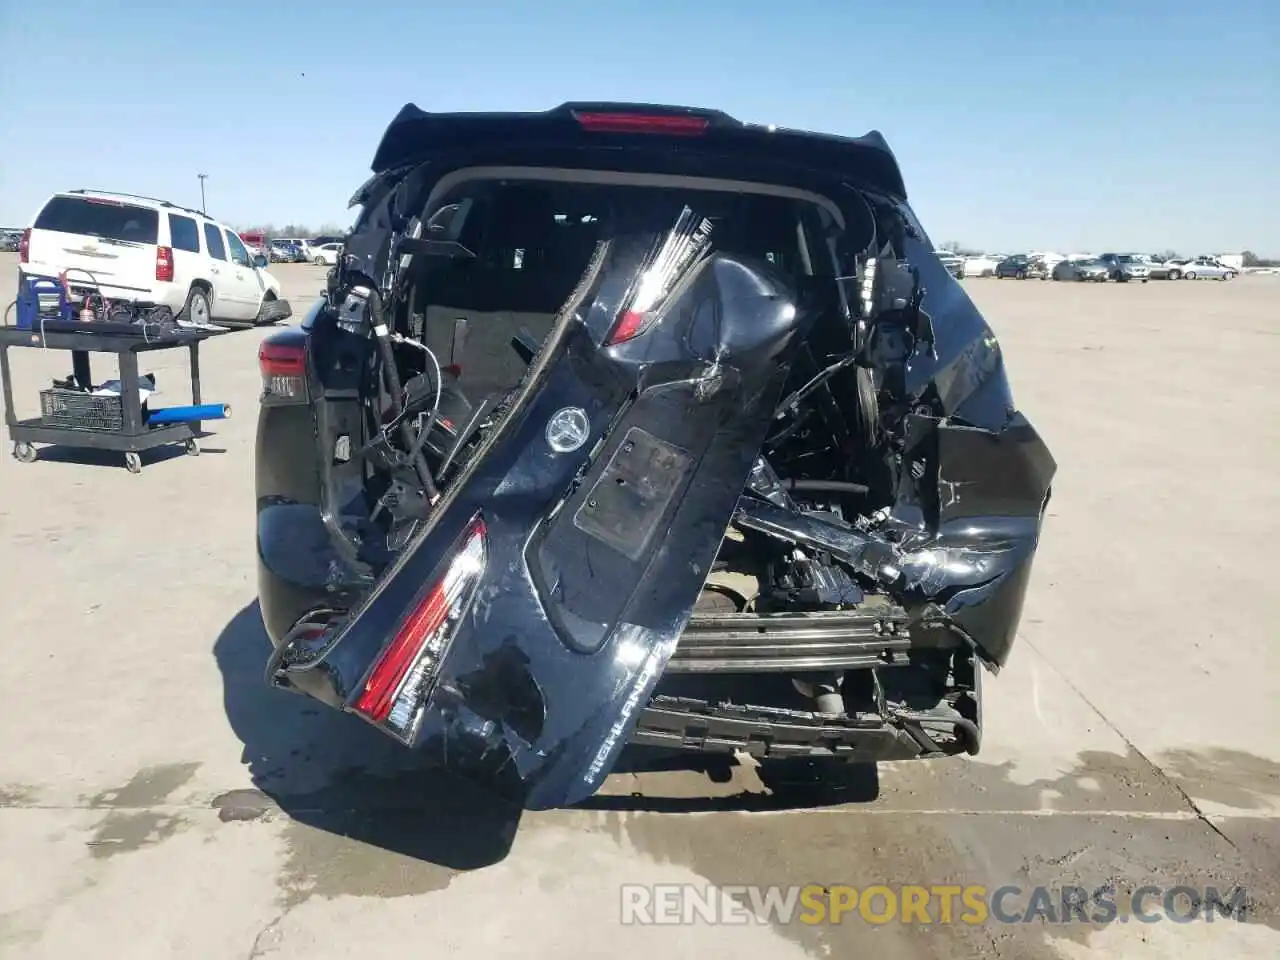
xmin=574 ymin=111 xmax=710 ymax=136
xmin=258 ymin=340 xmax=306 ymax=399
xmin=353 ymin=516 xmax=488 ymax=742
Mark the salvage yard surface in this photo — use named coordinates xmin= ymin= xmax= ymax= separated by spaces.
xmin=1 ymin=255 xmax=1277 ymax=959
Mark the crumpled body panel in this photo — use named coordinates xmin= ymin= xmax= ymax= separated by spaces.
xmin=312 ymin=244 xmax=812 ymax=808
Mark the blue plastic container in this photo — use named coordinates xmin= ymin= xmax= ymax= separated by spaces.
xmin=15 ymin=275 xmax=71 ymax=330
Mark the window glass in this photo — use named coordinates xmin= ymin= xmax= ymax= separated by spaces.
xmin=35 ymin=196 xmax=159 ymax=243
xmin=204 ymin=223 xmax=226 ymax=260
xmin=225 ymin=230 xmax=251 ymax=266
xmin=168 ymin=214 xmax=200 ymax=253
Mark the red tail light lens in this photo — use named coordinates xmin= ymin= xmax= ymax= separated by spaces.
xmin=608 ymin=310 xmax=649 ymax=345
xmin=155 ymin=245 xmax=174 ymax=282
xmin=574 ymin=111 xmax=710 ymax=136
xmin=18 ymin=228 xmax=30 ymax=264
xmin=259 ymin=340 xmax=306 ymax=399
xmin=353 ymin=516 xmax=488 ymax=740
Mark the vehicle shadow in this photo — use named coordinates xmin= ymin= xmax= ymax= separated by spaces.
xmin=213 ymin=600 xmax=521 ymax=871
xmin=215 ymin=601 xmax=882 ymax=864
xmin=576 ymin=750 xmax=881 ymax=813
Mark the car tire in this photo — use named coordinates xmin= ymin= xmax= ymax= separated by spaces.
xmin=1219 ymin=273 xmax=1232 ymax=281
xmin=1168 ymin=270 xmax=1182 ymax=280
xmin=1016 ymin=270 xmax=1025 ymax=280
xmin=314 ymin=256 xmax=326 ymax=266
xmin=1185 ymin=271 xmax=1197 ymax=280
xmin=179 ymin=285 xmax=212 ymax=325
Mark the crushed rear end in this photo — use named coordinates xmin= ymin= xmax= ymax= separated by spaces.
xmin=255 ymin=103 xmax=1055 ymax=809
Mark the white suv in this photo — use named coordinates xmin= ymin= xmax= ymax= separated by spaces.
xmin=18 ymin=190 xmax=292 ymax=328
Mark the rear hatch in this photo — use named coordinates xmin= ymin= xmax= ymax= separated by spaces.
xmin=25 ymin=194 xmax=159 ymax=296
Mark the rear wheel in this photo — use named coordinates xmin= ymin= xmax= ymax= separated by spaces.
xmin=1185 ymin=271 xmax=1197 ymax=280
xmin=1168 ymin=269 xmax=1182 ymax=280
xmin=314 ymin=256 xmax=326 ymax=266
xmin=12 ymin=441 xmax=37 ymax=463
xmin=180 ymin=286 xmax=211 ymax=325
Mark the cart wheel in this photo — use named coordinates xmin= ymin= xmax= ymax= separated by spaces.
xmin=12 ymin=442 xmax=37 ymax=464
xmin=124 ymin=452 xmax=143 ymax=474
xmin=184 ymin=438 xmax=200 ymax=456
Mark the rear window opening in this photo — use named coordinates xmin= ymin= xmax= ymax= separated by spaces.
xmin=398 ymin=174 xmax=837 ymax=399
xmin=34 ymin=196 xmax=159 ymax=245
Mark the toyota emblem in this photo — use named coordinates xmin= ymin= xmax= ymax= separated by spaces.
xmin=545 ymin=406 xmax=590 ymax=453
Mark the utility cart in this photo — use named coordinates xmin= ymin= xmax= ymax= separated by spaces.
xmin=0 ymin=325 xmax=227 ymax=473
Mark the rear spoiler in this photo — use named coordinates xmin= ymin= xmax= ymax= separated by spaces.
xmin=368 ymin=101 xmax=908 ymax=200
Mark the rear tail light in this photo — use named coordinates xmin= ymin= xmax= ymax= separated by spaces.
xmin=18 ymin=228 xmax=30 ymax=264
xmin=258 ymin=339 xmax=306 ymax=399
xmin=353 ymin=516 xmax=488 ymax=741
xmin=574 ymin=111 xmax=710 ymax=136
xmin=606 ymin=206 xmax=715 ymax=345
xmin=155 ymin=245 xmax=174 ymax=282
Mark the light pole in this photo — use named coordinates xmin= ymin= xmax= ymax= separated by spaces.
xmin=197 ymin=173 xmax=208 ymax=214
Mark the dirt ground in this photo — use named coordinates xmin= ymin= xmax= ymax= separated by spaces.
xmin=1 ymin=256 xmax=1277 ymax=959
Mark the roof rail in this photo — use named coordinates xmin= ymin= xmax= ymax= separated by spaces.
xmin=67 ymin=189 xmax=208 ymax=219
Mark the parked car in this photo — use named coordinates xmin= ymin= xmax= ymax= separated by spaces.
xmin=1167 ymin=256 xmax=1237 ymax=281
xmin=0 ymin=229 xmax=22 ymax=252
xmin=1029 ymin=251 xmax=1066 ymax=274
xmin=995 ymin=254 xmax=1042 ymax=279
xmin=963 ymin=253 xmax=1000 ymax=277
xmin=1097 ymin=253 xmax=1150 ymax=283
xmin=240 ymin=230 xmax=268 ymax=258
xmin=17 ymin=189 xmax=291 ymax=327
xmin=1148 ymin=258 xmax=1184 ymax=280
xmin=254 ymin=101 xmax=1056 ymax=811
xmin=275 ymin=237 xmax=314 ymax=261
xmin=1052 ymin=257 xmax=1110 ymax=282
xmin=936 ymin=250 xmax=966 ymax=279
xmin=311 ymin=241 xmax=344 ymax=266
xmin=269 ymin=240 xmax=302 ymax=263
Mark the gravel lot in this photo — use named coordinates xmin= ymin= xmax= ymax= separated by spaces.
xmin=1 ymin=256 xmax=1277 ymax=959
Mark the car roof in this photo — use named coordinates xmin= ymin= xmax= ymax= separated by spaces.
xmin=370 ymin=101 xmax=908 ymax=199
xmin=57 ymin=189 xmax=210 ymax=221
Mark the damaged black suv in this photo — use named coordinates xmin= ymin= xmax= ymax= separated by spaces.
xmin=254 ymin=102 xmax=1056 ymax=810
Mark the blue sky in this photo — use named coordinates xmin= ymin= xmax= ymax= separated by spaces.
xmin=1 ymin=0 xmax=1276 ymax=253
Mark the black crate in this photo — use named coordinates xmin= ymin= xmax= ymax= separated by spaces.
xmin=39 ymin=388 xmax=125 ymax=432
